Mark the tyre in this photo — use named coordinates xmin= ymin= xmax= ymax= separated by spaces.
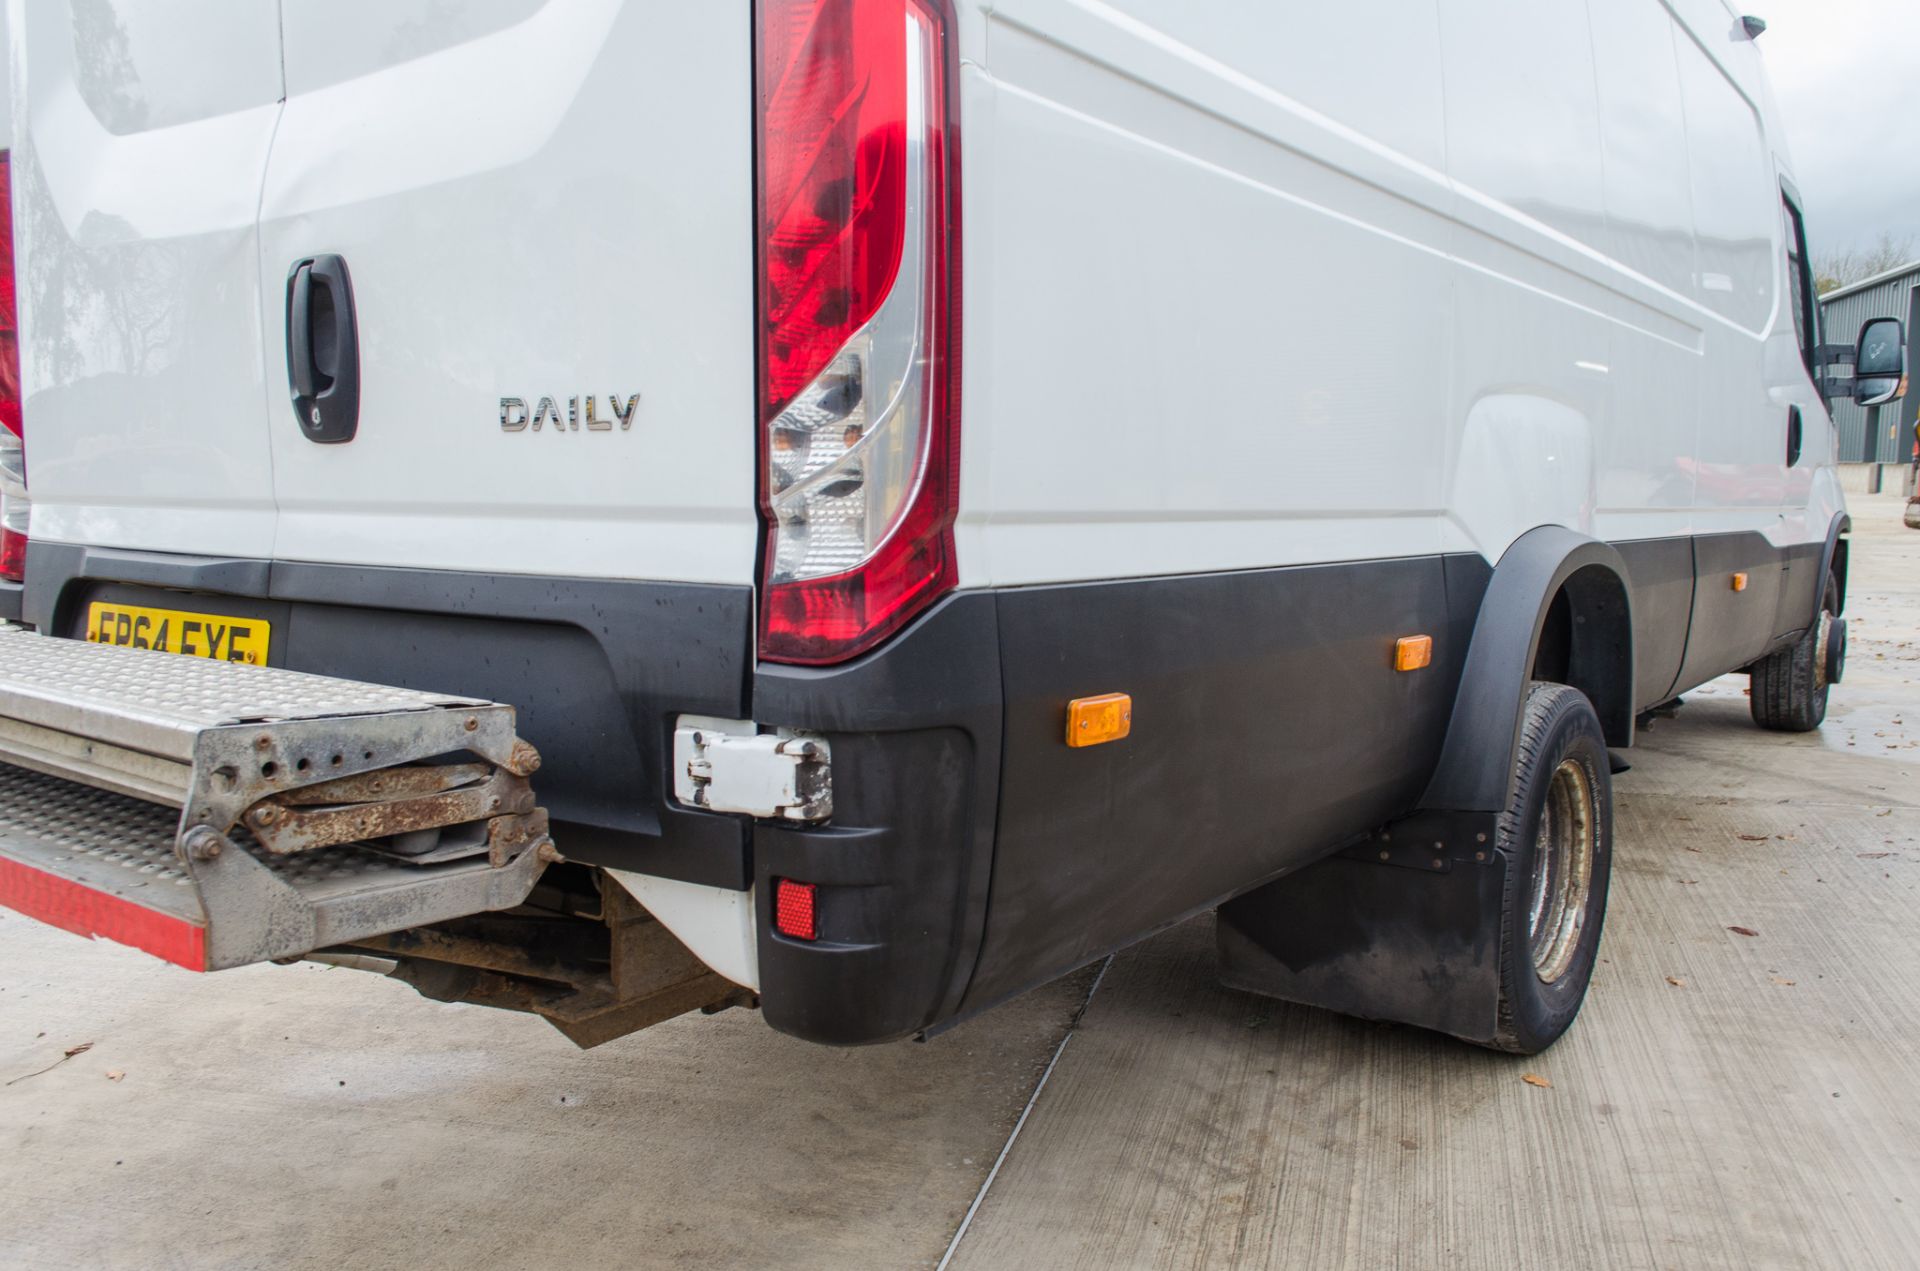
xmin=1488 ymin=681 xmax=1613 ymax=1055
xmin=1750 ymin=573 xmax=1843 ymax=733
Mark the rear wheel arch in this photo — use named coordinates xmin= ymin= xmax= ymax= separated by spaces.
xmin=1423 ymin=528 xmax=1634 ymax=814
xmin=1538 ymin=561 xmax=1633 ymax=745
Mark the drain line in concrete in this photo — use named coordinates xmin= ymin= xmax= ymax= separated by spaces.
xmin=936 ymin=955 xmax=1113 ymax=1270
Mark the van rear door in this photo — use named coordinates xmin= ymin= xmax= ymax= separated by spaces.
xmin=255 ymin=3 xmax=758 ymax=586
xmin=12 ymin=2 xmax=283 ymax=559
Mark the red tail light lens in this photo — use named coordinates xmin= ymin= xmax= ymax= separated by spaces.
xmin=773 ymin=878 xmax=819 ymax=941
xmin=0 ymin=151 xmax=26 ymax=584
xmin=756 ymin=0 xmax=959 ymax=665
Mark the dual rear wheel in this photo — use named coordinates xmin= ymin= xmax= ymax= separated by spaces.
xmin=1488 ymin=681 xmax=1613 ymax=1054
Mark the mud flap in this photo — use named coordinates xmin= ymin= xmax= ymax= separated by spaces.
xmin=1216 ymin=813 xmax=1507 ymax=1045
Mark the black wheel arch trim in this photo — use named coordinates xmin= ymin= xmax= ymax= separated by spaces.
xmin=1420 ymin=526 xmax=1634 ymax=814
xmin=1819 ymin=512 xmax=1850 ymax=617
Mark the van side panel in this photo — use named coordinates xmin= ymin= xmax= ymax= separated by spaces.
xmin=1672 ymin=25 xmax=1785 ymax=529
xmin=1587 ymin=0 xmax=1701 ymax=545
xmin=965 ymin=1 xmax=1454 ymax=588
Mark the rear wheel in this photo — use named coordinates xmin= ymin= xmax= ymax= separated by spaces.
xmin=1488 ymin=682 xmax=1613 ymax=1055
xmin=1750 ymin=574 xmax=1843 ymax=733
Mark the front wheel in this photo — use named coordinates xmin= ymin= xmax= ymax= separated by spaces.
xmin=1488 ymin=681 xmax=1614 ymax=1055
xmin=1750 ymin=573 xmax=1843 ymax=733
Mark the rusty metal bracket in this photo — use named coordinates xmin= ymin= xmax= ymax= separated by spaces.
xmin=240 ymin=768 xmax=537 ymax=856
xmin=347 ymin=876 xmax=751 ymax=1048
xmin=274 ymin=763 xmax=494 ymax=806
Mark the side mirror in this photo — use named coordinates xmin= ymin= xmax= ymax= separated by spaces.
xmin=1854 ymin=316 xmax=1907 ymax=407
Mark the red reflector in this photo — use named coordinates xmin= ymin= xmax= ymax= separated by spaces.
xmin=774 ymin=877 xmax=818 ymax=941
xmin=0 ymin=855 xmax=207 ymax=971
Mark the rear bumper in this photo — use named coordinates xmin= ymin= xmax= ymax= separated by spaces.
xmin=21 ymin=542 xmax=999 ymax=1046
xmin=752 ymin=596 xmax=1002 ymax=1044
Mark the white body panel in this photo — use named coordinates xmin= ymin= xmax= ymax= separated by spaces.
xmin=257 ymin=1 xmax=758 ymax=582
xmin=9 ymin=0 xmax=1843 ymax=585
xmin=9 ymin=0 xmax=282 ymax=558
xmin=11 ymin=0 xmax=758 ymax=585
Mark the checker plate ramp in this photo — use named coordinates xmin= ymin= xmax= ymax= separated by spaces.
xmin=0 ymin=628 xmax=552 ymax=970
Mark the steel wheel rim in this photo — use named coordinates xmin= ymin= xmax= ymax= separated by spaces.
xmin=1527 ymin=758 xmax=1594 ymax=984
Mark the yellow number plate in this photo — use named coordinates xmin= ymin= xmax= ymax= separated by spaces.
xmin=84 ymin=602 xmax=270 ymax=665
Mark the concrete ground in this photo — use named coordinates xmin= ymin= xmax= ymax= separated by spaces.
xmin=5 ymin=495 xmax=1920 ymax=1270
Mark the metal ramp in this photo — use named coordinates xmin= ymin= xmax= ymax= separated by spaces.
xmin=0 ymin=628 xmax=553 ymax=971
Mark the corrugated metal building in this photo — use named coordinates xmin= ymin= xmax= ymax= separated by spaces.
xmin=1820 ymin=260 xmax=1920 ymax=463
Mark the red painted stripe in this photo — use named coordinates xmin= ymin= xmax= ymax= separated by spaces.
xmin=0 ymin=855 xmax=206 ymax=971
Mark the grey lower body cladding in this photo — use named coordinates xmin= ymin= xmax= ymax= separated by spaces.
xmin=11 ymin=527 xmax=1827 ymax=1044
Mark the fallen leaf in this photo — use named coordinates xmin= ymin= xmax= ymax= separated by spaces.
xmin=1737 ymin=834 xmax=1769 ymax=842
xmin=63 ymin=1042 xmax=93 ymax=1059
xmin=1769 ymin=977 xmax=1796 ymax=987
xmin=1728 ymin=926 xmax=1759 ymax=938
xmin=104 ymin=1070 xmax=124 ymax=1082
xmin=1666 ymin=976 xmax=1687 ymax=987
xmin=1521 ymin=1073 xmax=1552 ymax=1089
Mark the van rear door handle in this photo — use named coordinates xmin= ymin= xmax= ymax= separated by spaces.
xmin=285 ymin=254 xmax=360 ymax=444
xmin=1786 ymin=404 xmax=1803 ymax=468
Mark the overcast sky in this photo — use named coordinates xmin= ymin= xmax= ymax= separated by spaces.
xmin=1758 ymin=0 xmax=1920 ymax=256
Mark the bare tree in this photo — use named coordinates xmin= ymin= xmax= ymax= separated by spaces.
xmin=1814 ymin=232 xmax=1918 ymax=295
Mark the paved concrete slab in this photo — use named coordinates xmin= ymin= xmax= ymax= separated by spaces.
xmin=0 ymin=918 xmax=1092 ymax=1270
xmin=945 ymin=494 xmax=1920 ymax=1270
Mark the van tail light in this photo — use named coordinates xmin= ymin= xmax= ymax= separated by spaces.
xmin=755 ymin=0 xmax=959 ymax=665
xmin=0 ymin=151 xmax=24 ymax=583
xmin=0 ymin=152 xmax=25 ymax=584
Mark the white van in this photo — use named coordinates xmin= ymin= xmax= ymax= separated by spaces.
xmin=0 ymin=0 xmax=1897 ymax=1054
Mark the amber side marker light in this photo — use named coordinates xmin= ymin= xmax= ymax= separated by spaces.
xmin=1394 ymin=635 xmax=1433 ymax=672
xmin=1066 ymin=693 xmax=1132 ymax=748
xmin=1731 ymin=572 xmax=1749 ymax=592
